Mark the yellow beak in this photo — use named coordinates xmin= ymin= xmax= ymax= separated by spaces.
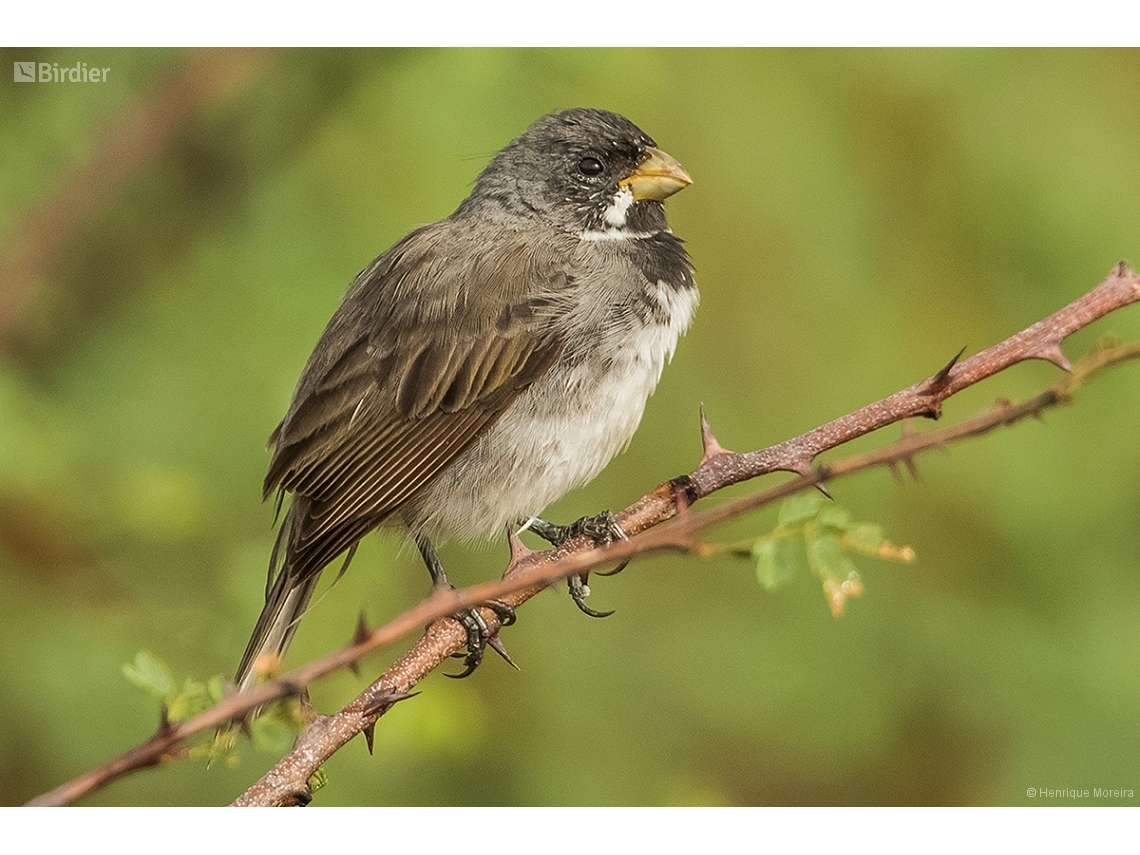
xmin=620 ymin=146 xmax=692 ymax=201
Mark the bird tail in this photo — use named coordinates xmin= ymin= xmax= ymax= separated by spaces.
xmin=234 ymin=492 xmax=364 ymax=693
xmin=234 ymin=569 xmax=320 ymax=693
xmin=233 ymin=505 xmax=320 ymax=693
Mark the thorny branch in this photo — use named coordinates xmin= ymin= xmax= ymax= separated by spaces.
xmin=26 ymin=263 xmax=1140 ymax=807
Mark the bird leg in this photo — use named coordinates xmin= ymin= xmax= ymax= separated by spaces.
xmin=415 ymin=535 xmax=515 ymax=678
xmin=526 ymin=511 xmax=628 ymax=618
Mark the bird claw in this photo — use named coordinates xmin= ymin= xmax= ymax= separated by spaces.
xmin=445 ymin=599 xmax=516 ymax=678
xmin=596 ymin=560 xmax=629 ymax=577
xmin=528 ymin=511 xmax=625 ymax=617
xmin=418 ymin=536 xmax=516 ymax=678
xmin=568 ymin=574 xmax=615 ymax=619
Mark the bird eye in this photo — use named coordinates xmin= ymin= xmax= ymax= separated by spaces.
xmin=577 ymin=156 xmax=604 ymax=177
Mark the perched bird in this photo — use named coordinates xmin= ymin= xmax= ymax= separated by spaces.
xmin=236 ymin=108 xmax=696 ymax=690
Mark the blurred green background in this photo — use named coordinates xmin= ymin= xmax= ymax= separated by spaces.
xmin=2 ymin=48 xmax=1139 ymax=807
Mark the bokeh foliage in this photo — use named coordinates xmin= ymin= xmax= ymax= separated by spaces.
xmin=2 ymin=48 xmax=1139 ymax=806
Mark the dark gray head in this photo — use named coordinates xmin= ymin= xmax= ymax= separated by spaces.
xmin=454 ymin=108 xmax=690 ymax=234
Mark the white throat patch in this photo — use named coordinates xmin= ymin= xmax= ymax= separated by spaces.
xmin=580 ymin=186 xmax=666 ymax=242
xmin=603 ymin=185 xmax=635 ymax=228
xmin=579 ymin=228 xmax=662 ymax=242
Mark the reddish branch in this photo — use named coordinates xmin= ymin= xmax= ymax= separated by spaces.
xmin=26 ymin=263 xmax=1140 ymax=807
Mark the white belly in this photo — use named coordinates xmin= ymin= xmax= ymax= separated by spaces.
xmin=405 ymin=281 xmax=698 ymax=540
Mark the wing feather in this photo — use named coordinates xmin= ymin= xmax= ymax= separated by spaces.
xmin=263 ymin=219 xmax=570 ymax=582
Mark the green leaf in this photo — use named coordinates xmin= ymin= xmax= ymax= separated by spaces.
xmin=753 ymin=534 xmax=803 ymax=590
xmin=207 ymin=674 xmax=227 ymax=703
xmin=778 ymin=492 xmax=826 ymax=526
xmin=122 ymin=650 xmax=176 ymax=700
xmin=742 ymin=497 xmax=909 ymax=617
xmin=816 ymin=504 xmax=852 ymax=532
xmin=166 ymin=677 xmax=213 ymax=722
xmin=806 ymin=533 xmax=860 ymax=583
xmin=843 ymin=522 xmax=885 ymax=554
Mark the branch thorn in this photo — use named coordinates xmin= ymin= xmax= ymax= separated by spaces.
xmin=903 ymin=455 xmax=920 ymax=482
xmin=506 ymin=526 xmax=536 ymax=572
xmin=1033 ymin=342 xmax=1073 ymax=372
xmin=361 ymin=686 xmax=419 ymax=720
xmin=699 ymin=405 xmax=733 ymax=465
xmin=347 ymin=612 xmax=372 ymax=676
xmin=923 ymin=346 xmax=967 ymax=396
xmin=487 ymin=635 xmax=519 ymax=670
xmin=786 ymin=457 xmax=832 ymax=499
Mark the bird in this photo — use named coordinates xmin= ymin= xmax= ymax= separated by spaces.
xmin=235 ymin=107 xmax=697 ymax=691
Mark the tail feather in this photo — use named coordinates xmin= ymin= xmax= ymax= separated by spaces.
xmin=236 ymin=496 xmax=364 ymax=693
xmin=235 ymin=502 xmax=319 ymax=692
xmin=234 ymin=566 xmax=320 ymax=692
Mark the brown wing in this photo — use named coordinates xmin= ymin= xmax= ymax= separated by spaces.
xmin=263 ymin=219 xmax=569 ymax=581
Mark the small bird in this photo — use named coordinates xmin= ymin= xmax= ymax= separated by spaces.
xmin=235 ymin=108 xmax=696 ymax=690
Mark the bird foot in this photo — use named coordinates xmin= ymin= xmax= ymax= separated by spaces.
xmin=446 ymin=599 xmax=516 ymax=678
xmin=568 ymin=574 xmax=615 ymax=618
xmin=527 ymin=511 xmax=627 ymax=618
xmin=417 ymin=535 xmax=516 ymax=677
xmin=528 ymin=509 xmax=625 ymax=547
